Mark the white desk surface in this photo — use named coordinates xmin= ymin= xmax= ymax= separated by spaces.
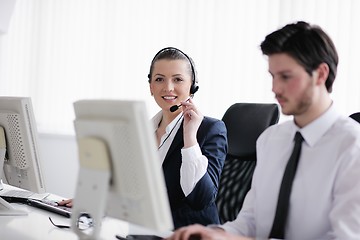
xmin=0 ymin=186 xmax=170 ymax=240
xmin=0 ymin=202 xmax=130 ymax=240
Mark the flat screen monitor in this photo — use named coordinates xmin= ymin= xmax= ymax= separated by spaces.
xmin=71 ymin=99 xmax=173 ymax=239
xmin=0 ymin=97 xmax=46 ymax=193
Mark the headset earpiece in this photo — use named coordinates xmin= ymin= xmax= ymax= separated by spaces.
xmin=190 ymin=85 xmax=199 ymax=95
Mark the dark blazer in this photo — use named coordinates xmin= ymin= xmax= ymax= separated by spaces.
xmin=162 ymin=116 xmax=228 ymax=229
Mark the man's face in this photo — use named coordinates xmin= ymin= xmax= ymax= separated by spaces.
xmin=269 ymin=53 xmax=316 ymax=116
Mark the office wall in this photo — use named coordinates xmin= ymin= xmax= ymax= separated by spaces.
xmin=38 ymin=133 xmax=78 ymax=198
xmin=1 ymin=0 xmax=360 ymax=136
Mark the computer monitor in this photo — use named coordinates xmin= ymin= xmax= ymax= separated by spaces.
xmin=71 ymin=99 xmax=173 ymax=239
xmin=0 ymin=97 xmax=46 ymax=193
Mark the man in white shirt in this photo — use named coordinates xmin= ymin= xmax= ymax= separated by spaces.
xmin=167 ymin=21 xmax=360 ymax=240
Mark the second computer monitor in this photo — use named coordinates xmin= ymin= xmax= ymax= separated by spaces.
xmin=0 ymin=97 xmax=46 ymax=193
xmin=72 ymin=99 xmax=173 ymax=236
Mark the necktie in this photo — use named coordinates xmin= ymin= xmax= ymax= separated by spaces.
xmin=269 ymin=131 xmax=304 ymax=239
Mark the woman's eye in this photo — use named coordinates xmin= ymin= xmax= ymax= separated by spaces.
xmin=281 ymin=74 xmax=291 ymax=81
xmin=174 ymin=78 xmax=183 ymax=82
xmin=154 ymin=77 xmax=163 ymax=82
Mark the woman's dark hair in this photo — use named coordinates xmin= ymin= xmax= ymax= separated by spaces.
xmin=260 ymin=21 xmax=338 ymax=92
xmin=148 ymin=47 xmax=197 ymax=82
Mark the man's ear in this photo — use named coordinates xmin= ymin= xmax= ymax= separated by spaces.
xmin=315 ymin=63 xmax=330 ymax=86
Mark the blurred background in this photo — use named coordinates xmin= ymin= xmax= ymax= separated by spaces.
xmin=1 ymin=0 xmax=359 ymax=197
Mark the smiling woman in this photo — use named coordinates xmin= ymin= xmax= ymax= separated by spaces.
xmin=147 ymin=47 xmax=228 ymax=229
xmin=59 ymin=47 xmax=229 ymax=228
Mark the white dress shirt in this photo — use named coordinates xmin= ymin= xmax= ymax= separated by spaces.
xmin=221 ymin=104 xmax=360 ymax=240
xmin=152 ymin=111 xmax=208 ymax=196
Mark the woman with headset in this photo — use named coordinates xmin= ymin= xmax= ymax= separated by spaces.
xmin=59 ymin=47 xmax=227 ymax=229
xmin=147 ymin=47 xmax=227 ymax=228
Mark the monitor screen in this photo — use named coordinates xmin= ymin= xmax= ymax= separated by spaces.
xmin=0 ymin=97 xmax=46 ymax=193
xmin=71 ymin=99 xmax=173 ymax=239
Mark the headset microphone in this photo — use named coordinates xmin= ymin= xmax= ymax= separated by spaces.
xmin=170 ymin=105 xmax=180 ymax=113
xmin=169 ymin=96 xmax=192 ymax=112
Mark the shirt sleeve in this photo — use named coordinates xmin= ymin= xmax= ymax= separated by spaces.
xmin=180 ymin=144 xmax=208 ymax=196
xmin=180 ymin=119 xmax=227 ymax=210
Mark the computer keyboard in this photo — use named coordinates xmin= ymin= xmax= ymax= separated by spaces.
xmin=27 ymin=198 xmax=71 ymax=218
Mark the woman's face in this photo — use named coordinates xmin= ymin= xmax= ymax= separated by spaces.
xmin=149 ymin=59 xmax=192 ymax=113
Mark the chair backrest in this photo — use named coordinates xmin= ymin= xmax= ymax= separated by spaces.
xmin=349 ymin=112 xmax=360 ymax=123
xmin=216 ymin=103 xmax=280 ymax=223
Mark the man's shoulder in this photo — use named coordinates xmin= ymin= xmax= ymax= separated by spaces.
xmin=259 ymin=120 xmax=291 ymax=137
xmin=332 ymin=116 xmax=360 ymax=139
xmin=335 ymin=115 xmax=360 ymax=128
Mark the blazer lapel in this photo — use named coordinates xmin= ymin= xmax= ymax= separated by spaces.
xmin=163 ymin=122 xmax=184 ymax=166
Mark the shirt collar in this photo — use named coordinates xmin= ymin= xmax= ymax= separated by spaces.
xmin=151 ymin=110 xmax=183 ymax=133
xmin=151 ymin=111 xmax=163 ymax=131
xmin=290 ymin=103 xmax=341 ymax=147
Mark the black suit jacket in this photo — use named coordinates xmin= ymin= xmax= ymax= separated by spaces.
xmin=162 ymin=116 xmax=228 ymax=229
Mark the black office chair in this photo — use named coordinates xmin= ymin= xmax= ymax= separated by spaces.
xmin=216 ymin=103 xmax=280 ymax=224
xmin=349 ymin=112 xmax=360 ymax=123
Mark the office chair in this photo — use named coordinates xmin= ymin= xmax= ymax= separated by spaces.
xmin=349 ymin=112 xmax=360 ymax=123
xmin=216 ymin=103 xmax=280 ymax=224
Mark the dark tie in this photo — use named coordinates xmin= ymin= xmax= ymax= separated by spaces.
xmin=269 ymin=131 xmax=304 ymax=239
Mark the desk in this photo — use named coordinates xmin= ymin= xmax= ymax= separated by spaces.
xmin=0 ymin=201 xmax=129 ymax=239
xmin=0 ymin=193 xmax=171 ymax=240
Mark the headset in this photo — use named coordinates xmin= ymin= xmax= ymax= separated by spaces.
xmin=147 ymin=47 xmax=199 ymax=95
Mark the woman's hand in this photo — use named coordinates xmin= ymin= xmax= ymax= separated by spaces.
xmin=181 ymin=98 xmax=203 ymax=148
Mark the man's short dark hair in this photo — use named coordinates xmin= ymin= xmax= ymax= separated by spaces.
xmin=260 ymin=21 xmax=338 ymax=93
